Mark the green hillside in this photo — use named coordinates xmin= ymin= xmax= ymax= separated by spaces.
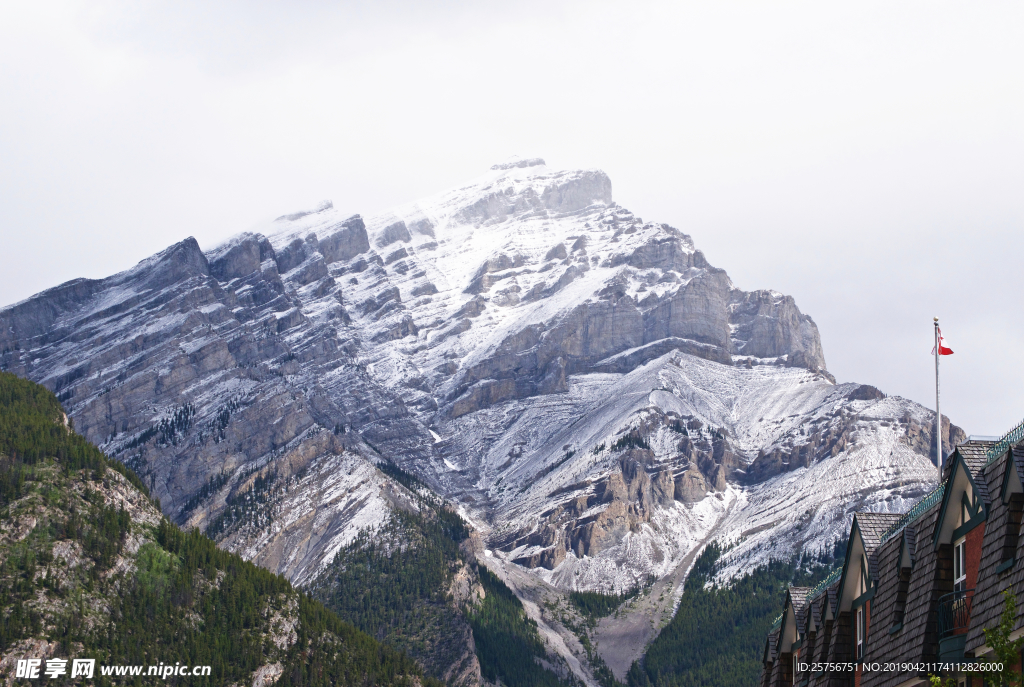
xmin=0 ymin=371 xmax=436 ymax=686
xmin=628 ymin=542 xmax=844 ymax=687
xmin=309 ymin=460 xmax=570 ymax=687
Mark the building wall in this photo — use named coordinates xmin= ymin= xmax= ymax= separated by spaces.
xmin=965 ymin=522 xmax=985 ymax=593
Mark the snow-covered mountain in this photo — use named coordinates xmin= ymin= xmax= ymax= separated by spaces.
xmin=0 ymin=158 xmax=960 ymax=604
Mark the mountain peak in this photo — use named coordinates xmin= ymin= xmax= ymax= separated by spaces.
xmin=0 ymin=161 xmax=945 ymax=635
xmin=274 ymin=199 xmax=334 ymax=222
xmin=490 ymin=157 xmax=546 ymax=171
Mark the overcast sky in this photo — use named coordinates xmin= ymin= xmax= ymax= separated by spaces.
xmin=1 ymin=1 xmax=1021 ymax=436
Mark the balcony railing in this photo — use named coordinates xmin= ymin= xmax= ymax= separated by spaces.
xmin=937 ymin=589 xmax=974 ymax=638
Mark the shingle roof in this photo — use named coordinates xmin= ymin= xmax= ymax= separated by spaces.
xmin=955 ymin=440 xmax=993 ymax=463
xmin=789 ymin=586 xmax=811 ymax=610
xmin=789 ymin=586 xmax=812 ymax=629
xmin=903 ymin=524 xmax=917 ymax=566
xmin=864 ymin=498 xmax=945 ymax=687
xmin=857 ymin=512 xmax=904 ymax=554
xmin=809 ymin=593 xmax=822 ymax=628
xmin=957 ymin=440 xmax=996 ymax=504
xmin=766 ymin=627 xmax=780 ymax=662
xmin=805 ymin=567 xmax=842 ymax=607
xmin=964 ymin=450 xmax=1013 ymax=654
xmin=856 ymin=512 xmax=903 ymax=580
xmin=759 ymin=427 xmax=1024 ymax=686
xmin=1012 ymin=445 xmax=1024 ymax=485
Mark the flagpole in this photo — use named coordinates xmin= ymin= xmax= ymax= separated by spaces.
xmin=934 ymin=317 xmax=941 ymax=478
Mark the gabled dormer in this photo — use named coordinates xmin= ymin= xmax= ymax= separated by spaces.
xmin=899 ymin=526 xmax=916 ymax=569
xmin=776 ymin=587 xmax=811 ymax=657
xmin=838 ymin=513 xmax=903 ymax=611
xmin=836 ymin=512 xmax=902 ymax=661
xmin=823 ymin=587 xmax=837 ymax=624
xmin=774 ymin=587 xmax=811 ymax=687
xmin=933 ymin=450 xmax=989 ymax=554
xmin=762 ymin=627 xmax=780 ymax=687
xmin=807 ymin=587 xmax=836 ymax=667
xmin=763 ymin=634 xmax=774 ymax=665
xmin=838 ymin=529 xmax=871 ymax=610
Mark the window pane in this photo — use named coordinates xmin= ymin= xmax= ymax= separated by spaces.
xmin=954 ymin=541 xmax=966 ymax=583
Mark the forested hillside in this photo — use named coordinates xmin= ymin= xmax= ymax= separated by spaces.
xmin=0 ymin=371 xmax=435 ymax=686
xmin=628 ymin=542 xmax=845 ymax=687
xmin=309 ymin=461 xmax=569 ymax=687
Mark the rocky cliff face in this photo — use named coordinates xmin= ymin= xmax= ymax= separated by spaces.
xmin=0 ymin=160 xmax=957 ymax=604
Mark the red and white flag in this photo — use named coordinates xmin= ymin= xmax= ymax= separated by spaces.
xmin=932 ymin=327 xmax=954 ymax=356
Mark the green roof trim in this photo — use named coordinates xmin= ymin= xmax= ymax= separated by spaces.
xmin=877 ymin=480 xmax=947 ymax=547
xmin=806 ymin=567 xmax=842 ymax=602
xmin=985 ymin=417 xmax=1024 ymax=466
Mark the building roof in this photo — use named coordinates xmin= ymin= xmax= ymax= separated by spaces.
xmin=965 ymin=450 xmax=1012 ymax=653
xmin=877 ymin=481 xmax=948 ymax=549
xmin=826 ymin=582 xmax=838 ymax=613
xmin=809 ymin=593 xmax=822 ymax=628
xmin=870 ymin=498 xmax=945 ymax=686
xmin=857 ymin=512 xmax=904 ymax=554
xmin=856 ymin=512 xmax=903 ymax=580
xmin=789 ymin=586 xmax=812 ymax=630
xmin=805 ymin=567 xmax=842 ymax=607
xmin=789 ymin=586 xmax=811 ymax=610
xmin=1011 ymin=445 xmax=1024 ymax=487
xmin=765 ymin=627 xmax=780 ymax=662
xmin=760 ymin=430 xmax=1024 ymax=683
xmin=982 ymin=417 xmax=1024 ymax=468
xmin=965 ymin=441 xmax=1024 ymax=654
xmin=955 ymin=440 xmax=996 ymax=504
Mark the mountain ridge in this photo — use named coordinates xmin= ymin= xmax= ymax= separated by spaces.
xmin=0 ymin=160 xmax=962 ymax=684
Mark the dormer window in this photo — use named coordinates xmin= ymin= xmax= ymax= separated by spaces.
xmin=932 ymin=452 xmax=986 ymax=555
xmin=953 ymin=537 xmax=967 ymax=592
xmin=851 ymin=606 xmax=868 ymax=659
